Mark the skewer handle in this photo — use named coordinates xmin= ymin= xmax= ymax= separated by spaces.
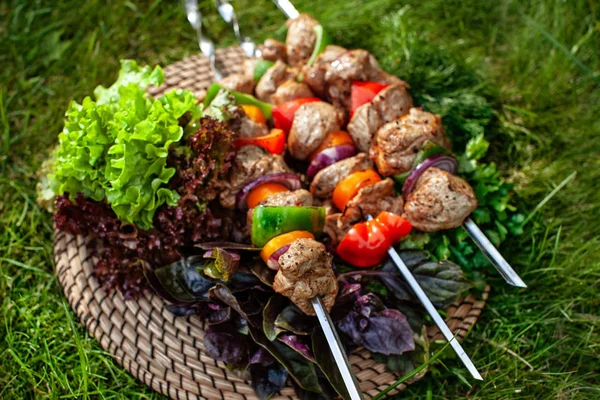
xmin=311 ymin=297 xmax=365 ymax=400
xmin=386 ymin=246 xmax=484 ymax=381
xmin=463 ymin=218 xmax=527 ymax=288
xmin=271 ymin=0 xmax=300 ymax=19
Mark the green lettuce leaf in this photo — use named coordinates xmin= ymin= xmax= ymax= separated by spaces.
xmin=46 ymin=60 xmax=202 ymax=229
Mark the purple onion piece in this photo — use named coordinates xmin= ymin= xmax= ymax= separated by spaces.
xmin=235 ymin=172 xmax=302 ymax=211
xmin=306 ymin=144 xmax=357 ymax=179
xmin=402 ymin=154 xmax=458 ymax=198
xmin=266 ymin=244 xmax=291 ymax=270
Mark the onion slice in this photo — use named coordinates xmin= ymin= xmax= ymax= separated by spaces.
xmin=236 ymin=172 xmax=302 ymax=211
xmin=402 ymin=155 xmax=458 ymax=198
xmin=266 ymin=244 xmax=291 ymax=270
xmin=306 ymin=144 xmax=357 ymax=179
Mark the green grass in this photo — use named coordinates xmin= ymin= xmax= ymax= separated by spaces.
xmin=1 ymin=0 xmax=599 ymax=399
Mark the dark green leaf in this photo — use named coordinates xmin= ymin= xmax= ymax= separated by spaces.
xmin=278 ymin=334 xmax=315 ymax=362
xmin=249 ymin=363 xmax=288 ymax=400
xmin=249 ymin=325 xmax=321 ymax=393
xmin=209 ymin=284 xmax=249 ymax=320
xmin=250 ymin=259 xmax=276 ymax=287
xmin=263 ymin=295 xmax=288 ymax=341
xmin=151 ymin=256 xmax=213 ymax=303
xmin=274 ymin=305 xmax=315 ymax=336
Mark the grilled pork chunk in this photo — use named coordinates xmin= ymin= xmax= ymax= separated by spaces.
xmin=302 ymin=45 xmax=347 ymax=97
xmin=273 ymin=238 xmax=338 ymax=315
xmin=347 ymin=83 xmax=413 ymax=152
xmin=219 ymin=73 xmax=255 ymax=95
xmin=323 ymin=179 xmax=404 ymax=245
xmin=371 ymin=108 xmax=450 ymax=176
xmin=288 ymin=101 xmax=344 ymax=160
xmin=259 ymin=189 xmax=313 ymax=207
xmin=403 ymin=167 xmax=477 ymax=232
xmin=219 ymin=146 xmax=291 ymax=209
xmin=255 ymin=60 xmax=296 ymax=103
xmin=258 ymin=38 xmax=287 ymax=62
xmin=271 ymin=80 xmax=315 ymax=105
xmin=239 ymin=115 xmax=269 ymax=138
xmin=285 ymin=14 xmax=320 ymax=67
xmin=310 ymin=153 xmax=374 ymax=198
xmin=324 ymin=49 xmax=404 ymax=109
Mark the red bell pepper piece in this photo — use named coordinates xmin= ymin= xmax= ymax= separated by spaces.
xmin=272 ymin=97 xmax=321 ymax=133
xmin=350 ymin=81 xmax=388 ymax=118
xmin=336 ymin=211 xmax=412 ymax=268
xmin=234 ymin=129 xmax=286 ymax=154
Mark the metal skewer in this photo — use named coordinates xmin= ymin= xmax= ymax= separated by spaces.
xmin=311 ymin=297 xmax=365 ymax=400
xmin=184 ymin=0 xmax=223 ymax=80
xmin=214 ymin=0 xmax=256 ymax=57
xmin=367 ymin=215 xmax=483 ymax=381
xmin=271 ymin=0 xmax=300 ymax=19
xmin=463 ymin=218 xmax=527 ymax=288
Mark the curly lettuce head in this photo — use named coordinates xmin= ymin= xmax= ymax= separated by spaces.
xmin=46 ymin=60 xmax=202 ymax=230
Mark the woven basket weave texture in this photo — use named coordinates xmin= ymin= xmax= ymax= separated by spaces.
xmin=55 ymin=47 xmax=490 ymax=400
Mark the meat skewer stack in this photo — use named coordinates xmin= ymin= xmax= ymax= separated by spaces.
xmin=208 ymin=2 xmax=525 ymax=390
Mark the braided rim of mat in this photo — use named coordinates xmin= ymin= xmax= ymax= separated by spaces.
xmin=54 ymin=47 xmax=491 ymax=400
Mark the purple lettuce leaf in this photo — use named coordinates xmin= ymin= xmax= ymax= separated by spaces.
xmin=146 ymin=255 xmax=213 ymax=303
xmin=202 ymin=248 xmax=240 ymax=281
xmin=312 ymin=328 xmax=351 ymax=399
xmin=274 ymin=305 xmax=315 ymax=336
xmin=263 ymin=295 xmax=288 ymax=341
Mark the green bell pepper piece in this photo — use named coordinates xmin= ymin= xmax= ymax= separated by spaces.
xmin=251 ymin=206 xmax=326 ymax=247
xmin=253 ymin=60 xmax=275 ymax=82
xmin=203 ymin=83 xmax=273 ymax=120
xmin=307 ymin=25 xmax=331 ymax=67
xmin=393 ymin=142 xmax=453 ymax=185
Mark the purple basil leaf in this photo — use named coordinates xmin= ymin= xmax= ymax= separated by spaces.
xmin=249 ymin=347 xmax=276 ymax=366
xmin=263 ymin=295 xmax=288 ymax=341
xmin=206 ymin=303 xmax=232 ymax=325
xmin=148 ymin=256 xmax=213 ymax=303
xmin=249 ymin=363 xmax=288 ymax=400
xmin=196 ymin=241 xmax=261 ymax=251
xmin=337 ymin=308 xmax=415 ymax=356
xmin=250 ymin=259 xmax=276 ymax=287
xmin=202 ymin=248 xmax=240 ymax=281
xmin=371 ymin=351 xmax=415 ymax=375
xmin=278 ymin=334 xmax=315 ymax=362
xmin=248 ymin=325 xmax=321 ymax=393
xmin=209 ymin=284 xmax=249 ymax=320
xmin=274 ymin=305 xmax=315 ymax=336
xmin=291 ymin=373 xmax=338 ymax=400
xmin=204 ymin=322 xmax=249 ymax=367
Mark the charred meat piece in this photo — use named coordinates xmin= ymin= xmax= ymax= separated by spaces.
xmin=219 ymin=73 xmax=255 ymax=95
xmin=403 ymin=167 xmax=477 ymax=232
xmin=371 ymin=108 xmax=450 ymax=176
xmin=324 ymin=49 xmax=404 ymax=109
xmin=260 ymin=189 xmax=313 ymax=207
xmin=285 ymin=14 xmax=320 ymax=67
xmin=310 ymin=153 xmax=374 ymax=198
xmin=302 ymin=45 xmax=347 ymax=97
xmin=255 ymin=60 xmax=296 ymax=103
xmin=239 ymin=115 xmax=269 ymax=138
xmin=271 ymin=80 xmax=315 ymax=105
xmin=343 ymin=178 xmax=404 ymax=221
xmin=324 ymin=212 xmax=357 ymax=247
xmin=219 ymin=146 xmax=291 ymax=209
xmin=273 ymin=238 xmax=338 ymax=315
xmin=259 ymin=38 xmax=287 ymax=62
xmin=242 ymin=59 xmax=258 ymax=78
xmin=288 ymin=101 xmax=344 ymax=160
xmin=347 ymin=83 xmax=413 ymax=152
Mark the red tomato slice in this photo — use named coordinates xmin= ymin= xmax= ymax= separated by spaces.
xmin=272 ymin=97 xmax=321 ymax=133
xmin=350 ymin=81 xmax=388 ymax=118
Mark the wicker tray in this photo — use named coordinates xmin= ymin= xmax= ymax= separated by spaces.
xmin=54 ymin=47 xmax=490 ymax=399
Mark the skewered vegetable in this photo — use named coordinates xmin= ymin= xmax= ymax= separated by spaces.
xmin=272 ymin=97 xmax=321 ymax=133
xmin=233 ymin=128 xmax=287 ymax=155
xmin=251 ymin=205 xmax=326 ymax=247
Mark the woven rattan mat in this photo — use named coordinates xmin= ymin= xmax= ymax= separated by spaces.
xmin=54 ymin=47 xmax=491 ymax=400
